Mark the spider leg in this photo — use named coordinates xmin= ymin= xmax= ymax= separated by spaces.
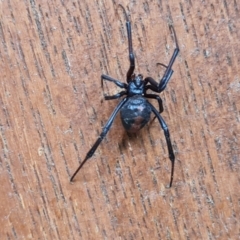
xmin=144 ymin=93 xmax=163 ymax=113
xmin=144 ymin=69 xmax=173 ymax=94
xmin=118 ymin=4 xmax=135 ymax=82
xmin=104 ymin=91 xmax=127 ymax=100
xmin=149 ymin=102 xmax=175 ymax=188
xmin=101 ymin=74 xmax=127 ymax=100
xmin=101 ymin=74 xmax=128 ymax=89
xmin=144 ymin=26 xmax=179 ymax=93
xmin=158 ymin=26 xmax=179 ymax=92
xmin=70 ymin=98 xmax=128 ymax=182
xmin=101 ymin=74 xmax=127 ymax=89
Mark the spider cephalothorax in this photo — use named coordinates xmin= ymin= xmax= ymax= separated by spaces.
xmin=127 ymin=74 xmax=145 ymax=95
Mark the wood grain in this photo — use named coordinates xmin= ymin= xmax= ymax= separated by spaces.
xmin=0 ymin=0 xmax=239 ymax=239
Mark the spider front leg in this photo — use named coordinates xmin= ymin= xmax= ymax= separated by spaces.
xmin=145 ymin=26 xmax=179 ymax=93
xmin=149 ymin=102 xmax=175 ymax=188
xmin=118 ymin=4 xmax=135 ymax=82
xmin=70 ymin=98 xmax=127 ymax=182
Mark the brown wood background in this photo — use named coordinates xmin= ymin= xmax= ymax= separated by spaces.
xmin=0 ymin=0 xmax=239 ymax=239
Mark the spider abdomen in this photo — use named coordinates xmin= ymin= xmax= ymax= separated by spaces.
xmin=120 ymin=95 xmax=152 ymax=133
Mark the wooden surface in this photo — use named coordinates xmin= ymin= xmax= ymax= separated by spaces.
xmin=0 ymin=0 xmax=239 ymax=239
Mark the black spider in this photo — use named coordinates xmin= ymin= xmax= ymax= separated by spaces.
xmin=71 ymin=5 xmax=179 ymax=188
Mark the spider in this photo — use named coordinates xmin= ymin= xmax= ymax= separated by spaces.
xmin=71 ymin=5 xmax=179 ymax=188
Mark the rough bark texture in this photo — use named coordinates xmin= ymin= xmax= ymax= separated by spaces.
xmin=0 ymin=0 xmax=239 ymax=239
